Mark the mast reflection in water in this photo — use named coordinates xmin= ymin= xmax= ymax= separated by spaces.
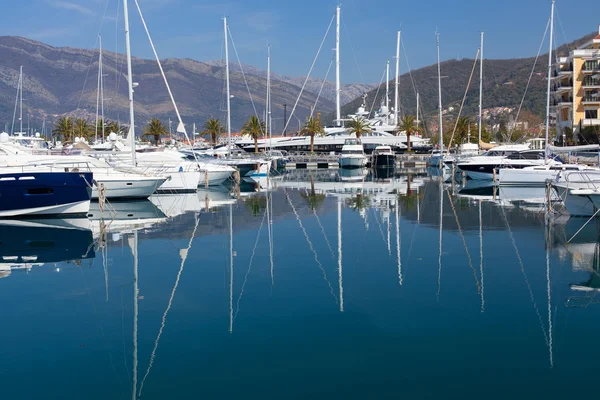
xmin=0 ymin=171 xmax=599 ymax=399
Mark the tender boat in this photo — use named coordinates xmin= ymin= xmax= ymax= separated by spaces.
xmin=497 ymin=163 xmax=599 ymax=186
xmin=338 ymin=138 xmax=368 ymax=169
xmin=372 ymin=145 xmax=395 ymax=168
xmin=0 ymin=170 xmax=93 ymax=217
xmin=551 ymin=171 xmax=600 ymax=217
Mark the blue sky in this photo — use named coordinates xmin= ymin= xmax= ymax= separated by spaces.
xmin=1 ymin=0 xmax=598 ymax=84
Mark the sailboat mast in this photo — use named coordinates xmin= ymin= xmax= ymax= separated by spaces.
xmin=224 ymin=17 xmax=232 ymax=159
xmin=416 ymin=92 xmax=420 ymax=131
xmin=335 ymin=5 xmax=341 ymax=127
xmin=100 ymin=36 xmax=105 ymax=142
xmin=267 ymin=44 xmax=271 ymax=150
xmin=394 ymin=31 xmax=401 ymax=124
xmin=386 ymin=61 xmax=390 ymax=124
xmin=123 ymin=0 xmax=137 ymax=165
xmin=544 ymin=1 xmax=555 ymax=162
xmin=478 ymin=32 xmax=484 ymax=146
xmin=19 ymin=66 xmax=23 ymax=134
xmin=95 ymin=37 xmax=101 ymax=144
xmin=436 ymin=32 xmax=443 ymax=150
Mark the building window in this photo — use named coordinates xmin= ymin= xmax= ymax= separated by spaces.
xmin=585 ymin=109 xmax=598 ymax=119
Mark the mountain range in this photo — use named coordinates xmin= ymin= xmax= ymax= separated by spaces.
xmin=0 ymin=32 xmax=595 ymax=136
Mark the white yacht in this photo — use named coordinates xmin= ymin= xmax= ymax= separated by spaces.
xmin=338 ymin=138 xmax=368 ymax=169
xmin=551 ymin=171 xmax=600 ymax=217
xmin=456 ymin=145 xmax=544 ymax=180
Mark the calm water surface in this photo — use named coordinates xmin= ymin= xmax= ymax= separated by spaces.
xmin=0 ymin=171 xmax=598 ymax=399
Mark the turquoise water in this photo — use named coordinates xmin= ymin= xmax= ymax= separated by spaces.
xmin=0 ymin=173 xmax=599 ymax=399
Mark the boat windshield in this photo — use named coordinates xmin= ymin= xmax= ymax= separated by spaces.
xmin=344 ymin=139 xmax=361 ymax=146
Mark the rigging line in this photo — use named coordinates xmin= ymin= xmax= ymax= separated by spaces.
xmin=554 ymin=7 xmax=570 ymax=55
xmin=447 ymin=48 xmax=480 ymax=150
xmin=341 ymin=14 xmax=365 ymax=84
xmin=313 ymin=206 xmax=336 ymax=259
xmin=133 ymin=0 xmax=194 ymax=147
xmin=234 ymin=206 xmax=268 ymax=321
xmin=283 ymin=13 xmax=335 ymax=134
xmin=311 ymin=54 xmax=335 ymax=118
xmin=372 ymin=208 xmax=388 ymax=248
xmin=445 ymin=188 xmax=481 ymax=294
xmin=512 ymin=16 xmax=551 ymax=136
xmin=369 ymin=67 xmax=387 ymax=117
xmin=227 ymin=26 xmax=263 ymax=134
xmin=284 ymin=190 xmax=339 ymax=303
xmin=138 ymin=212 xmax=202 ymax=397
xmin=500 ymin=205 xmax=550 ymax=346
xmin=400 ymin=38 xmax=419 ymax=99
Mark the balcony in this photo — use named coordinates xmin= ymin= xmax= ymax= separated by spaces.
xmin=581 ymin=118 xmax=600 ymax=127
xmin=582 ymin=92 xmax=600 ymax=104
xmin=552 ymin=82 xmax=572 ymax=94
xmin=553 ymin=97 xmax=573 ymax=108
xmin=582 ymin=63 xmax=600 ymax=74
xmin=582 ymin=78 xmax=600 ymax=88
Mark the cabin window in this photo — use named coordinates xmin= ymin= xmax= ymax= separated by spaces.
xmin=26 ymin=188 xmax=54 ymax=195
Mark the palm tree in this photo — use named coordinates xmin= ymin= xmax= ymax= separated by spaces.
xmin=396 ymin=115 xmax=419 ymax=152
xmin=301 ymin=176 xmax=326 ymax=210
xmin=345 ymin=192 xmax=371 ymax=212
xmin=202 ymin=118 xmax=225 ymax=145
xmin=300 ymin=115 xmax=325 ymax=153
xmin=52 ymin=116 xmax=74 ymax=142
xmin=106 ymin=120 xmax=126 ymax=136
xmin=73 ymin=118 xmax=91 ymax=140
xmin=346 ymin=117 xmax=372 ymax=139
xmin=455 ymin=116 xmax=477 ymax=144
xmin=241 ymin=115 xmax=265 ymax=153
xmin=143 ymin=118 xmax=167 ymax=144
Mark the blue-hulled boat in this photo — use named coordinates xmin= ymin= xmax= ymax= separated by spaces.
xmin=0 ymin=171 xmax=93 ymax=217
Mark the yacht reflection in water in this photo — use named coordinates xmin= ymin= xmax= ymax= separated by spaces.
xmin=0 ymin=219 xmax=95 ymax=278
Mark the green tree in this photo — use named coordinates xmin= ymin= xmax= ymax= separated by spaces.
xmin=241 ymin=115 xmax=266 ymax=153
xmin=300 ymin=115 xmax=325 ymax=153
xmin=345 ymin=192 xmax=371 ymax=212
xmin=396 ymin=115 xmax=420 ymax=152
xmin=73 ymin=118 xmax=91 ymax=140
xmin=300 ymin=176 xmax=326 ymax=210
xmin=245 ymin=196 xmax=267 ymax=216
xmin=346 ymin=116 xmax=372 ymax=138
xmin=52 ymin=116 xmax=74 ymax=142
xmin=143 ymin=118 xmax=167 ymax=144
xmin=106 ymin=120 xmax=126 ymax=136
xmin=202 ymin=118 xmax=225 ymax=145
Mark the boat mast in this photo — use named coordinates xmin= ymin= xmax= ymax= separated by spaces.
xmin=437 ymin=31 xmax=443 ymax=152
xmin=224 ymin=17 xmax=232 ymax=159
xmin=386 ymin=61 xmax=390 ymax=124
xmin=100 ymin=36 xmax=105 ymax=143
xmin=478 ymin=32 xmax=484 ymax=147
xmin=95 ymin=37 xmax=101 ymax=144
xmin=416 ymin=92 xmax=420 ymax=131
xmin=335 ymin=5 xmax=341 ymax=127
xmin=267 ymin=44 xmax=272 ymax=151
xmin=544 ymin=1 xmax=555 ymax=162
xmin=394 ymin=31 xmax=401 ymax=125
xmin=19 ymin=66 xmax=23 ymax=135
xmin=123 ymin=0 xmax=137 ymax=165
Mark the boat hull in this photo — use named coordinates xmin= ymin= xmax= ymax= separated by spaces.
xmin=0 ymin=172 xmax=92 ymax=218
xmin=339 ymin=156 xmax=367 ymax=169
xmin=372 ymin=154 xmax=395 ymax=168
xmin=552 ymin=183 xmax=596 ymax=217
xmin=91 ymin=176 xmax=166 ymax=199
